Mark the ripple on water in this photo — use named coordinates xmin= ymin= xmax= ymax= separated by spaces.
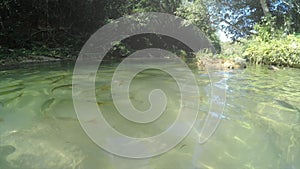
xmin=0 ymin=64 xmax=299 ymax=169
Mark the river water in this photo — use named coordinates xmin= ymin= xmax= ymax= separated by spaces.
xmin=0 ymin=62 xmax=299 ymax=169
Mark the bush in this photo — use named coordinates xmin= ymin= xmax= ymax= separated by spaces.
xmin=243 ymin=16 xmax=300 ymax=67
xmin=243 ymin=34 xmax=300 ymax=67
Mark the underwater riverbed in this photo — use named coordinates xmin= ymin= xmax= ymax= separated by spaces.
xmin=0 ymin=62 xmax=299 ymax=169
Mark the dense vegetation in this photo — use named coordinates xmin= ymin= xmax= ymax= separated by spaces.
xmin=0 ymin=0 xmax=300 ymax=67
xmin=217 ymin=14 xmax=300 ymax=68
xmin=0 ymin=0 xmax=219 ymax=60
xmin=243 ymin=34 xmax=300 ymax=67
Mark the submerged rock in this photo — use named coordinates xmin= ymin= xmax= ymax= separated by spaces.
xmin=0 ymin=145 xmax=16 ymax=169
xmin=0 ymin=125 xmax=85 ymax=169
xmin=268 ymin=65 xmax=280 ymax=70
xmin=0 ymin=145 xmax=16 ymax=156
xmin=22 ymin=56 xmax=60 ymax=63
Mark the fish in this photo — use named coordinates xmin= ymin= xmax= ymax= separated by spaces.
xmin=275 ymin=100 xmax=300 ymax=113
xmin=2 ymin=92 xmax=23 ymax=105
xmin=97 ymin=85 xmax=111 ymax=91
xmin=0 ymin=87 xmax=24 ymax=96
xmin=0 ymin=83 xmax=23 ymax=91
xmin=44 ymin=74 xmax=65 ymax=81
xmin=55 ymin=116 xmax=78 ymax=121
xmin=179 ymin=144 xmax=187 ymax=149
xmin=41 ymin=98 xmax=55 ymax=116
xmin=51 ymin=84 xmax=73 ymax=93
xmin=97 ymin=101 xmax=105 ymax=105
xmin=51 ymin=75 xmax=65 ymax=84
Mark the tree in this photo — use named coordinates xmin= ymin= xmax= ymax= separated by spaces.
xmin=0 ymin=0 xmax=221 ymax=57
xmin=175 ymin=0 xmax=221 ymax=52
xmin=207 ymin=0 xmax=300 ymax=41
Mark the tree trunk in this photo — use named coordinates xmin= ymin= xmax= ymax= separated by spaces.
xmin=260 ymin=0 xmax=270 ymax=16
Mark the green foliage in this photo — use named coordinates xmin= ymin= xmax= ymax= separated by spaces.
xmin=130 ymin=0 xmax=181 ymax=13
xmin=241 ymin=14 xmax=300 ymax=67
xmin=253 ymin=15 xmax=279 ymax=42
xmin=217 ymin=41 xmax=245 ymax=59
xmin=193 ymin=42 xmax=245 ymax=60
xmin=207 ymin=0 xmax=300 ymax=41
xmin=194 ymin=49 xmax=214 ymax=59
xmin=243 ymin=34 xmax=300 ymax=67
xmin=175 ymin=0 xmax=221 ymax=52
xmin=0 ymin=0 xmax=195 ymax=59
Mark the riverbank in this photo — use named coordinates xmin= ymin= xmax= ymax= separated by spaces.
xmin=0 ymin=47 xmax=78 ymax=68
xmin=0 ymin=55 xmax=74 ymax=70
xmin=0 ymin=53 xmax=279 ymax=72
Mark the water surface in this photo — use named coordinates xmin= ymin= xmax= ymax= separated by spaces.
xmin=0 ymin=62 xmax=299 ymax=169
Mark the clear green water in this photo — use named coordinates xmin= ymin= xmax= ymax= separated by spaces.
xmin=0 ymin=62 xmax=299 ymax=169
